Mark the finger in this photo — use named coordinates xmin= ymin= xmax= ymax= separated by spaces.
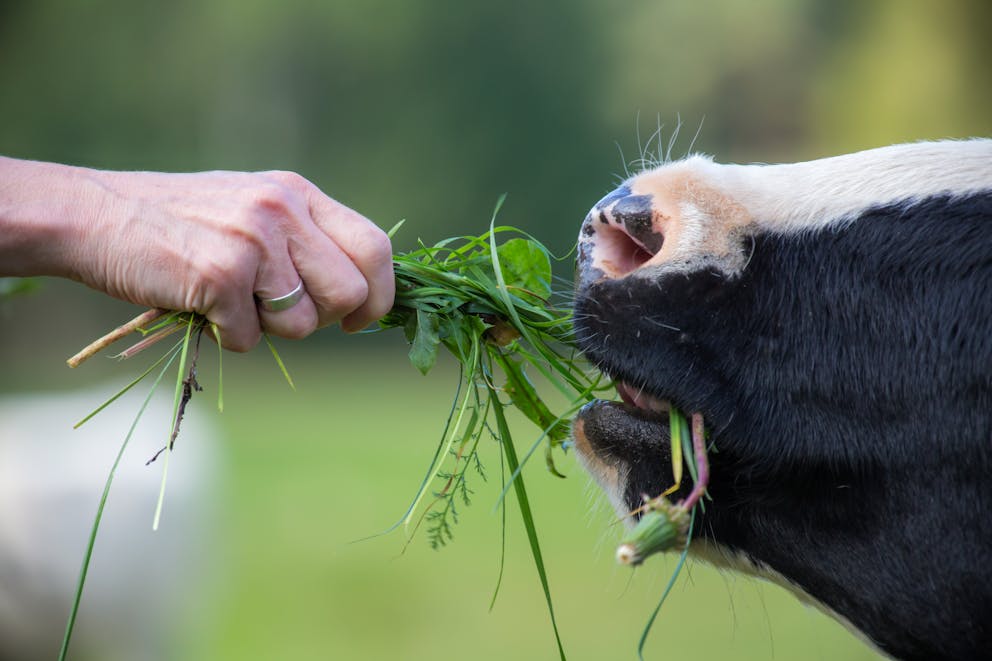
xmin=287 ymin=227 xmax=371 ymax=328
xmin=254 ymin=248 xmax=320 ymax=340
xmin=204 ymin=284 xmax=261 ymax=352
xmin=303 ymin=189 xmax=395 ymax=330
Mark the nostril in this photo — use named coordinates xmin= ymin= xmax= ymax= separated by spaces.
xmin=578 ymin=192 xmax=664 ymax=279
xmin=611 ymin=195 xmax=663 ymax=254
xmin=596 ymin=224 xmax=657 ymax=276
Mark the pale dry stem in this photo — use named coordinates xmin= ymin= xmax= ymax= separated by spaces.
xmin=66 ymin=307 xmax=168 ymax=368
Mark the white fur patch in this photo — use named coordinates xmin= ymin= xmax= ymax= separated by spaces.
xmin=668 ymin=139 xmax=992 ymax=235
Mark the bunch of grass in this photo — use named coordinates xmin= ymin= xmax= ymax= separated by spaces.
xmin=62 ymin=201 xmax=606 ymax=660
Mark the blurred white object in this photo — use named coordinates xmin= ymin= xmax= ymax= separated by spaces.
xmin=0 ymin=382 xmax=222 ymax=661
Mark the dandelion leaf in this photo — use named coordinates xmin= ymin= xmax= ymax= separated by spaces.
xmin=410 ymin=308 xmax=441 ymax=375
xmin=496 ymin=238 xmax=552 ymax=300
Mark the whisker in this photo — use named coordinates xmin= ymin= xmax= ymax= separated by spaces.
xmin=666 ymin=114 xmax=683 ymax=163
xmin=686 ymin=115 xmax=705 ymax=157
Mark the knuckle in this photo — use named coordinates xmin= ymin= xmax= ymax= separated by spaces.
xmin=194 ymin=259 xmax=234 ymax=299
xmin=200 ymin=252 xmax=251 ymax=291
xmin=365 ymin=229 xmax=394 ymax=265
xmin=250 ymin=182 xmax=297 ymax=218
xmin=345 ymin=226 xmax=393 ymax=273
xmin=264 ymin=169 xmax=310 ymax=192
xmin=187 ymin=259 xmax=255 ymax=320
xmin=312 ymin=278 xmax=368 ymax=318
xmin=219 ymin=204 xmax=277 ymax=257
xmin=339 ymin=278 xmax=370 ymax=311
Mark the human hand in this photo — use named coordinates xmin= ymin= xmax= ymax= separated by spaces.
xmin=2 ymin=159 xmax=395 ymax=351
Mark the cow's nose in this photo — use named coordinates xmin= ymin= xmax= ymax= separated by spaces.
xmin=577 ymin=185 xmax=664 ymax=284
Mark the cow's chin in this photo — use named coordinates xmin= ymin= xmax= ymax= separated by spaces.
xmin=571 ymin=395 xmax=674 ymax=521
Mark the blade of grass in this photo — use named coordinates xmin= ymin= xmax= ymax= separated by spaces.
xmin=59 ymin=342 xmax=184 ymax=661
xmin=670 ymin=412 xmax=684 ymax=486
xmin=678 ymin=411 xmax=697 ymax=486
xmin=488 ymin=381 xmax=566 ymax=661
xmin=263 ymin=334 xmax=295 ymax=390
xmin=489 ymin=430 xmax=508 ymax=612
xmin=210 ymin=322 xmax=223 ymax=412
xmin=152 ymin=318 xmax=196 ymax=531
xmin=492 ymin=397 xmax=589 ymax=511
xmin=662 ymin=411 xmax=684 ymax=498
xmin=73 ymin=337 xmax=186 ymax=429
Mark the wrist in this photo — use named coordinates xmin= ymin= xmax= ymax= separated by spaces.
xmin=0 ymin=156 xmax=120 ymax=280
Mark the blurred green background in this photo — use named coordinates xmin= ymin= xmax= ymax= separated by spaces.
xmin=1 ymin=0 xmax=988 ymax=659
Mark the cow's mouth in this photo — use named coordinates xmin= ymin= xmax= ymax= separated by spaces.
xmin=614 ymin=381 xmax=670 ymax=416
xmin=575 ymin=381 xmax=670 ymax=459
xmin=571 ymin=380 xmax=676 ymax=514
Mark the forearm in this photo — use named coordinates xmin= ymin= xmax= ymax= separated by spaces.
xmin=0 ymin=156 xmax=113 ymax=279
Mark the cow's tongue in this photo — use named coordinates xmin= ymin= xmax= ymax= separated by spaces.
xmin=615 ymin=381 xmax=670 ymax=415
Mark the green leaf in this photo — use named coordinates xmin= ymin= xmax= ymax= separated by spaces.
xmin=410 ymin=309 xmax=441 ymax=375
xmin=496 ymin=238 xmax=552 ymax=300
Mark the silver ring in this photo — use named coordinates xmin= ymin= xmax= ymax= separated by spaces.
xmin=258 ymin=280 xmax=306 ymax=312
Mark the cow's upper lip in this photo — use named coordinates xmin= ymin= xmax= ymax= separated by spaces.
xmin=614 ymin=381 xmax=670 ymax=416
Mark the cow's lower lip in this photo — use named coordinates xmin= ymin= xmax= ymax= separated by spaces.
xmin=573 ymin=398 xmax=669 ymax=462
xmin=571 ymin=378 xmax=671 ymax=468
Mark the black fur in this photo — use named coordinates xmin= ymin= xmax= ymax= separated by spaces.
xmin=574 ymin=193 xmax=992 ymax=660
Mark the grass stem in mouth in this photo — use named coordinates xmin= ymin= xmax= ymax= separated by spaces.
xmin=681 ymin=412 xmax=709 ymax=511
xmin=617 ymin=411 xmax=710 ymax=565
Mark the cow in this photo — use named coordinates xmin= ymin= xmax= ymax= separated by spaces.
xmin=570 ymin=139 xmax=992 ymax=661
